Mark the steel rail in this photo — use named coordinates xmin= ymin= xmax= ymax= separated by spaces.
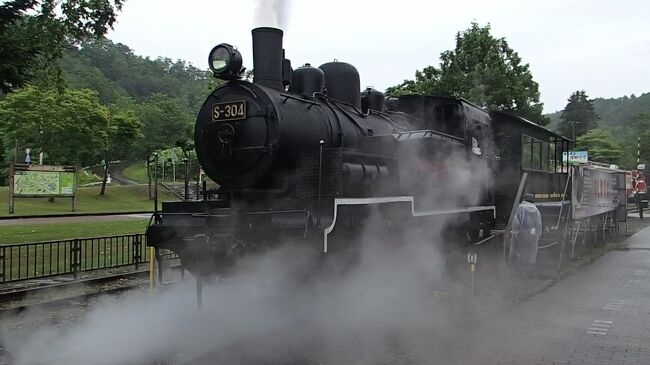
xmin=0 ymin=270 xmax=149 ymax=313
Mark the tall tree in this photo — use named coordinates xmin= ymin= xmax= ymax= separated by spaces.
xmin=612 ymin=112 xmax=650 ymax=168
xmin=99 ymin=108 xmax=143 ymax=195
xmin=575 ymin=129 xmax=623 ymax=165
xmin=0 ymin=0 xmax=124 ymax=93
xmin=134 ymin=94 xmax=195 ymax=157
xmin=0 ymin=86 xmax=109 ymax=166
xmin=386 ymin=22 xmax=549 ymax=125
xmin=558 ymin=90 xmax=599 ymax=140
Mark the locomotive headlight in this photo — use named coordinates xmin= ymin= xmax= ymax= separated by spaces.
xmin=208 ymin=43 xmax=243 ymax=80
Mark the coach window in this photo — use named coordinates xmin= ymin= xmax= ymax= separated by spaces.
xmin=522 ymin=134 xmax=553 ymax=171
xmin=549 ymin=141 xmax=557 ymax=172
xmin=522 ymin=135 xmax=532 ymax=169
xmin=541 ymin=142 xmax=550 ymax=171
xmin=532 ymin=139 xmax=541 ymax=170
xmin=471 ymin=124 xmax=489 ymax=156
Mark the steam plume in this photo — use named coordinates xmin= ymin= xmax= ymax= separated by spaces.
xmin=4 ymin=150 xmax=492 ymax=364
xmin=253 ymin=0 xmax=291 ymax=29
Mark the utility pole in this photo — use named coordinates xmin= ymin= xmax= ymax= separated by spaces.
xmin=571 ymin=121 xmax=576 ymax=142
xmin=568 ymin=120 xmax=588 ymax=142
xmin=638 ymin=136 xmax=641 ymax=166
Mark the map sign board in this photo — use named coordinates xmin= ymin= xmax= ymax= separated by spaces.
xmin=571 ymin=165 xmax=626 ymax=220
xmin=14 ymin=170 xmax=75 ymax=196
xmin=563 ymin=151 xmax=589 ymax=164
xmin=8 ymin=163 xmax=77 ymax=214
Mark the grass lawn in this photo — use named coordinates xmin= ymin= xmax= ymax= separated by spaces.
xmin=0 ymin=185 xmax=178 ymax=217
xmin=123 ymin=161 xmax=202 ymax=184
xmin=0 ymin=219 xmax=150 ymax=245
xmin=121 ymin=161 xmax=149 ymax=183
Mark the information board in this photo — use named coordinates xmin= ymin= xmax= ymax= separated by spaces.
xmin=563 ymin=151 xmax=589 ymax=164
xmin=14 ymin=170 xmax=75 ymax=196
xmin=571 ymin=165 xmax=625 ymax=220
xmin=8 ymin=163 xmax=77 ymax=214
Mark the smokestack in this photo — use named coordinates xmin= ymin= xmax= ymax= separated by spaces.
xmin=252 ymin=27 xmax=284 ymax=90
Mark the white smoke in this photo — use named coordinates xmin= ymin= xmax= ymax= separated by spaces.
xmin=5 ymin=215 xmax=468 ymax=365
xmin=253 ymin=0 xmax=291 ymax=29
xmin=4 ymin=149 xmax=494 ymax=364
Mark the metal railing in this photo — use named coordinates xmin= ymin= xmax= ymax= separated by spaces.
xmin=0 ymin=234 xmax=152 ymax=283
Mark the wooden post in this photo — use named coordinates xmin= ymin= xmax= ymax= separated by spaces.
xmin=153 ymin=153 xmax=159 ymax=213
xmin=8 ymin=163 xmax=15 ymax=214
xmin=184 ymin=158 xmax=189 ymax=201
xmin=72 ymin=166 xmax=78 ymax=212
xmin=0 ymin=246 xmax=5 ymax=283
xmin=147 ymin=159 xmax=152 ymax=200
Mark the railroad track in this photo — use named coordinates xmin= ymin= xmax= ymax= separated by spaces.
xmin=0 ymin=271 xmax=150 ymax=314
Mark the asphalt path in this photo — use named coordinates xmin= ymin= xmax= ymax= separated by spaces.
xmin=0 ymin=214 xmax=152 ymax=226
xmin=452 ymin=225 xmax=650 ymax=364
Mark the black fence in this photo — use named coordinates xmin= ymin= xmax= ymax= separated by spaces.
xmin=0 ymin=234 xmax=151 ymax=283
xmin=537 ymin=210 xmax=621 ymax=278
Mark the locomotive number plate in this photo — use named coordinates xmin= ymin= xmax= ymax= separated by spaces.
xmin=212 ymin=100 xmax=246 ymax=122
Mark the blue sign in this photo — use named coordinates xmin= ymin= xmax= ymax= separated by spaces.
xmin=563 ymin=151 xmax=588 ymax=164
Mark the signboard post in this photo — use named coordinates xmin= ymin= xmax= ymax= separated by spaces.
xmin=8 ymin=163 xmax=15 ymax=214
xmin=8 ymin=163 xmax=77 ymax=214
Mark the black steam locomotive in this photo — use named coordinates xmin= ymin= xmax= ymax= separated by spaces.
xmin=146 ymin=27 xmax=573 ymax=278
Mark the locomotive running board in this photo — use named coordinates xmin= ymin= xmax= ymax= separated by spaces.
xmin=323 ymin=196 xmax=495 ymax=253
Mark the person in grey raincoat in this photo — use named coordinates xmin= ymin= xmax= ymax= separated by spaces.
xmin=510 ymin=193 xmax=543 ymax=276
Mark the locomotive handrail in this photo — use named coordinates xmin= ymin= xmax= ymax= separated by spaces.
xmin=155 ymin=209 xmax=310 ymax=218
xmin=473 ymin=235 xmax=496 ymax=246
xmin=154 ymin=210 xmax=313 ymax=238
xmin=323 ymin=97 xmax=371 ymax=136
xmin=315 ymin=92 xmax=365 ymax=115
xmin=280 ymin=93 xmax=320 ymax=106
xmin=394 ymin=129 xmax=464 ymax=143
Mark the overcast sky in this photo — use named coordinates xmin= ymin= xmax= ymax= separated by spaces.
xmin=107 ymin=0 xmax=650 ymax=113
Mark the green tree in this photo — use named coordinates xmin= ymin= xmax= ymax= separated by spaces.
xmin=134 ymin=94 xmax=194 ymax=157
xmin=59 ymin=39 xmax=214 ymax=109
xmin=0 ymin=86 xmax=109 ymax=166
xmin=635 ymin=113 xmax=650 ymax=165
xmin=558 ymin=90 xmax=599 ymax=140
xmin=612 ymin=112 xmax=650 ymax=168
xmin=0 ymin=0 xmax=124 ymax=93
xmin=575 ymin=129 xmax=624 ymax=165
xmin=386 ymin=22 xmax=549 ymax=125
xmin=60 ymin=49 xmax=130 ymax=104
xmin=99 ymin=107 xmax=143 ymax=195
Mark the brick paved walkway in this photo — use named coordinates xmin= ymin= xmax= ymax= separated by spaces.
xmin=452 ymin=227 xmax=650 ymax=365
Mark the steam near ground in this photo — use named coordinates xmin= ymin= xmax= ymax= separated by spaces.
xmin=7 ymin=217 xmax=471 ymax=364
xmin=4 ymin=145 xmax=493 ymax=364
xmin=4 ymin=149 xmax=493 ymax=364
